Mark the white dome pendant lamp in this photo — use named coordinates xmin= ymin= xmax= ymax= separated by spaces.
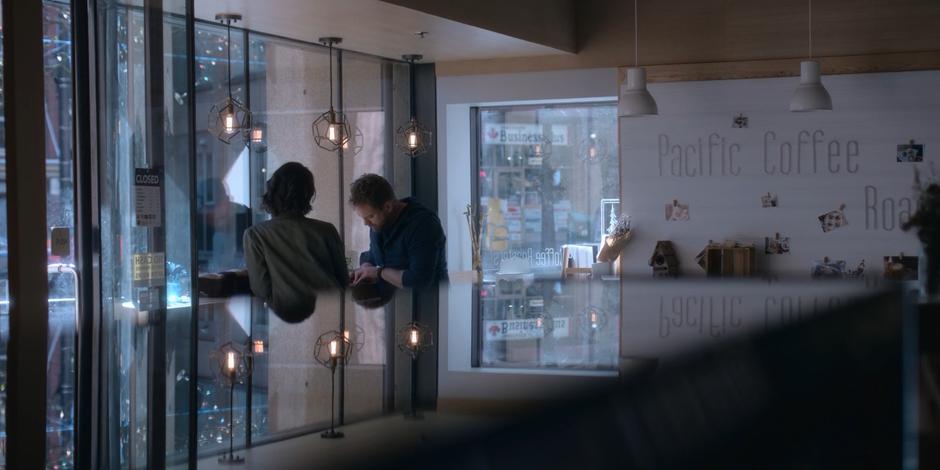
xmin=790 ymin=0 xmax=832 ymax=112
xmin=619 ymin=0 xmax=657 ymax=117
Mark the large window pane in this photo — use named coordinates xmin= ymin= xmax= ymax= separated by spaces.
xmin=43 ymin=2 xmax=77 ymax=468
xmin=0 ymin=1 xmax=7 ymax=466
xmin=476 ymin=103 xmax=620 ymax=370
xmin=239 ymin=34 xmax=340 ymax=447
xmin=164 ymin=1 xmax=194 ymax=464
xmin=193 ymin=20 xmax=251 ymax=458
xmin=99 ymin=1 xmax=195 ymax=467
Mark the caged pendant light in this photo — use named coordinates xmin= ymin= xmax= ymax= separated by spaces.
xmin=618 ymin=0 xmax=658 ymax=117
xmin=790 ymin=0 xmax=832 ymax=112
xmin=396 ymin=55 xmax=432 ymax=157
xmin=312 ymin=37 xmax=353 ymax=152
xmin=208 ymin=13 xmax=252 ymax=145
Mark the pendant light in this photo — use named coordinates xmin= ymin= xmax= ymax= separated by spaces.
xmin=209 ymin=13 xmax=252 ymax=145
xmin=790 ymin=0 xmax=832 ymax=112
xmin=618 ymin=0 xmax=657 ymax=117
xmin=313 ymin=37 xmax=352 ymax=152
xmin=396 ymin=55 xmax=432 ymax=157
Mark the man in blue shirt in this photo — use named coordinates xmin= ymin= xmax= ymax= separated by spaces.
xmin=349 ymin=174 xmax=447 ymax=289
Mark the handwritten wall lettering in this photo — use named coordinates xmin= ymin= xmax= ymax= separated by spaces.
xmin=865 ymin=185 xmax=915 ymax=231
xmin=658 ymin=133 xmax=741 ymax=177
xmin=763 ymin=130 xmax=860 ymax=175
xmin=658 ymin=296 xmax=743 ymax=338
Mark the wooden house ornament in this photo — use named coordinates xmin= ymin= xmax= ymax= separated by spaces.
xmin=649 ymin=241 xmax=679 ymax=277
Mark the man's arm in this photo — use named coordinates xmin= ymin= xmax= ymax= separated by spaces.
xmin=400 ymin=219 xmax=444 ymax=288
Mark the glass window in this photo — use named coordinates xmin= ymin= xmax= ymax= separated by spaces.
xmin=0 ymin=0 xmax=6 ymax=466
xmin=340 ymin=51 xmax=410 ymax=422
xmin=99 ymin=1 xmax=195 ymax=466
xmin=43 ymin=1 xmax=78 ymax=467
xmin=475 ymin=102 xmax=621 ymax=370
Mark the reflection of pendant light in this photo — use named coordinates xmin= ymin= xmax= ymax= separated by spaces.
xmin=312 ymin=37 xmax=352 ymax=152
xmin=396 ymin=55 xmax=432 ymax=157
xmin=618 ymin=0 xmax=657 ymax=117
xmin=209 ymin=13 xmax=252 ymax=145
xmin=790 ymin=0 xmax=832 ymax=112
xmin=249 ymin=120 xmax=267 ymax=153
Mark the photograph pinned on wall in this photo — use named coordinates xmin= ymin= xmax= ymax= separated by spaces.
xmin=665 ymin=199 xmax=690 ymax=221
xmin=761 ymin=192 xmax=778 ymax=208
xmin=883 ymin=254 xmax=919 ymax=281
xmin=818 ymin=204 xmax=848 ymax=232
xmin=845 ymin=259 xmax=866 ymax=279
xmin=897 ymin=140 xmax=924 ymax=163
xmin=732 ymin=113 xmax=748 ymax=129
xmin=764 ymin=233 xmax=790 ymax=254
xmin=811 ymin=257 xmax=846 ymax=279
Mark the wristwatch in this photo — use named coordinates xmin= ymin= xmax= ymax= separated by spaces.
xmin=375 ymin=265 xmax=384 ymax=280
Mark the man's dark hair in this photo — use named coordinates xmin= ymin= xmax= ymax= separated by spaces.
xmin=262 ymin=162 xmax=316 ymax=217
xmin=349 ymin=173 xmax=396 ymax=208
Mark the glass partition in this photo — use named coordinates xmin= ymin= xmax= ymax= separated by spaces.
xmin=43 ymin=2 xmax=78 ymax=467
xmin=0 ymin=1 xmax=6 ymax=465
xmin=98 ymin=0 xmax=194 ymax=466
xmin=475 ymin=102 xmax=620 ymax=370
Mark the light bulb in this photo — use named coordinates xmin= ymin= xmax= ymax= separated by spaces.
xmin=223 ymin=112 xmax=235 ymax=133
xmin=250 ymin=127 xmax=263 ymax=143
xmin=409 ymin=329 xmax=419 ymax=346
xmin=407 ymin=131 xmax=419 ymax=149
xmin=344 ymin=330 xmax=350 ymax=340
xmin=535 ymin=317 xmax=543 ymax=328
xmin=327 ymin=123 xmax=342 ymax=143
xmin=226 ymin=351 xmax=236 ymax=371
xmin=588 ymin=146 xmax=598 ymax=159
xmin=253 ymin=340 xmax=264 ymax=354
xmin=329 ymin=339 xmax=339 ymax=357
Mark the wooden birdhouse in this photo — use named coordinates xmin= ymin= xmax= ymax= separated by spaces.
xmin=649 ymin=241 xmax=679 ymax=277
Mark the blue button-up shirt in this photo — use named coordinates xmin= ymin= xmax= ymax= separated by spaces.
xmin=360 ymin=198 xmax=447 ymax=288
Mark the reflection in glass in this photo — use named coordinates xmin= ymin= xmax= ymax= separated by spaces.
xmin=476 ymin=103 xmax=620 ymax=370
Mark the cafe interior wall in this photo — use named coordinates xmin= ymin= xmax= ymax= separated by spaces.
xmin=436 ymin=70 xmax=940 ymax=409
xmin=617 ymin=69 xmax=939 ymax=278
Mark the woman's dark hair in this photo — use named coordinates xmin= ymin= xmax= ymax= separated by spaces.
xmin=262 ymin=162 xmax=316 ymax=217
xmin=349 ymin=173 xmax=396 ymax=208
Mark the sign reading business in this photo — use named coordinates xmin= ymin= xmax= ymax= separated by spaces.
xmin=484 ymin=317 xmax=570 ymax=341
xmin=483 ymin=124 xmax=569 ymax=146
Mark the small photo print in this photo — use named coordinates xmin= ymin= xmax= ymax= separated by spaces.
xmin=812 ymin=258 xmax=846 ymax=279
xmin=665 ymin=199 xmax=690 ymax=221
xmin=884 ymin=255 xmax=918 ymax=281
xmin=764 ymin=233 xmax=790 ymax=254
xmin=897 ymin=141 xmax=924 ymax=163
xmin=761 ymin=192 xmax=778 ymax=208
xmin=818 ymin=204 xmax=848 ymax=232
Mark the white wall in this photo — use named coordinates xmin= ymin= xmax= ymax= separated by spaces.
xmin=436 ymin=67 xmax=939 ymax=407
xmin=620 ymin=70 xmax=940 ymax=277
xmin=437 ymin=68 xmax=620 ymax=405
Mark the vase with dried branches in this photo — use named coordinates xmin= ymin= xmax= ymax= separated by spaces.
xmin=464 ymin=204 xmax=482 ymax=278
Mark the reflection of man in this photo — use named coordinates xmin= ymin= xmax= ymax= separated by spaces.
xmin=197 ymin=178 xmax=250 ymax=271
xmin=349 ymin=174 xmax=447 ymax=289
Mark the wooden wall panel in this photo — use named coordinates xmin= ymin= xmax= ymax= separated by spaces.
xmin=435 ymin=0 xmax=940 ymax=77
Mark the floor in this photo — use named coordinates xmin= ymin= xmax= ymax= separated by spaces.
xmin=195 ymin=412 xmax=499 ymax=469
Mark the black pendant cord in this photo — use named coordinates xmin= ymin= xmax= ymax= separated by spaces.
xmin=328 ymin=42 xmax=334 ymax=111
xmin=226 ymin=18 xmax=233 ymax=101
xmin=409 ymin=60 xmax=416 ymax=120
